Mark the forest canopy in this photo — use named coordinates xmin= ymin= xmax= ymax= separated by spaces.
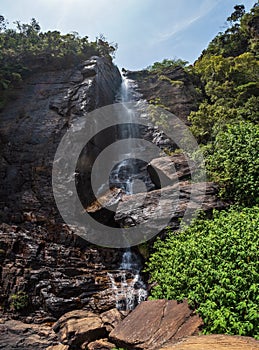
xmin=0 ymin=17 xmax=117 ymax=109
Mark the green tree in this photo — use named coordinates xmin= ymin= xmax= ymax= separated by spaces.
xmin=147 ymin=58 xmax=189 ymax=73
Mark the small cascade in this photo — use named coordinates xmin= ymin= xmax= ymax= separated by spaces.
xmin=108 ymin=249 xmax=147 ymax=311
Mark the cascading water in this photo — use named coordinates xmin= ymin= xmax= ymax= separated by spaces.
xmin=108 ymin=75 xmax=148 ymax=310
xmin=108 ymin=249 xmax=147 ymax=310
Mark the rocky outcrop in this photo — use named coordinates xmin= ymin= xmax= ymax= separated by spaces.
xmin=53 ymin=310 xmax=107 ymax=348
xmin=125 ymin=67 xmax=202 ymax=123
xmin=115 ymin=182 xmax=224 ymax=235
xmin=0 ymin=223 xmax=132 ymax=318
xmin=160 ymin=335 xmax=259 ymax=350
xmin=1 ymin=308 xmax=258 ymax=350
xmin=109 ymin=299 xmax=203 ymax=350
xmin=0 ymin=56 xmax=121 ymax=223
xmin=147 ymin=154 xmax=196 ymax=188
xmin=0 ymin=318 xmax=57 ymax=349
xmin=52 ymin=308 xmax=123 ymax=349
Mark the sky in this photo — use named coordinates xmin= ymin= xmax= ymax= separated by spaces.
xmin=0 ymin=0 xmax=256 ymax=70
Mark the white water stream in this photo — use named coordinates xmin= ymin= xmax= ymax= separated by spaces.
xmin=108 ymin=75 xmax=148 ymax=310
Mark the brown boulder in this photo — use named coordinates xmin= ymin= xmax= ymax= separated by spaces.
xmin=100 ymin=308 xmax=124 ymax=332
xmin=46 ymin=345 xmax=69 ymax=350
xmin=53 ymin=310 xmax=107 ymax=348
xmin=87 ymin=338 xmax=116 ymax=350
xmin=109 ymin=299 xmax=203 ymax=350
xmin=147 ymin=154 xmax=195 ymax=188
xmin=160 ymin=335 xmax=259 ymax=350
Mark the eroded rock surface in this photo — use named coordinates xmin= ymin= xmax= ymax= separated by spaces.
xmin=0 ymin=223 xmax=128 ymax=318
xmin=0 ymin=319 xmax=57 ymax=349
xmin=160 ymin=335 xmax=259 ymax=350
xmin=109 ymin=299 xmax=203 ymax=350
xmin=147 ymin=154 xmax=196 ymax=188
xmin=115 ymin=182 xmax=224 ymax=235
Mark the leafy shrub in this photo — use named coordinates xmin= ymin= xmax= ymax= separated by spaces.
xmin=10 ymin=291 xmax=29 ymax=311
xmin=206 ymin=121 xmax=259 ymax=206
xmin=146 ymin=206 xmax=259 ymax=338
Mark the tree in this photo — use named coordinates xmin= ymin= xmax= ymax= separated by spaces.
xmin=0 ymin=15 xmax=7 ymax=32
xmin=227 ymin=5 xmax=245 ymax=24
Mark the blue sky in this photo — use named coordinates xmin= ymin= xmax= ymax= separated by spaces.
xmin=0 ymin=0 xmax=256 ymax=70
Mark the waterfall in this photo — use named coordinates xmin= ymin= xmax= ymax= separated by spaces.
xmin=108 ymin=75 xmax=148 ymax=310
xmin=108 ymin=249 xmax=147 ymax=311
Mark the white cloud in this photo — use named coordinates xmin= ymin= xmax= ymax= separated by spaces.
xmin=154 ymin=0 xmax=222 ymax=43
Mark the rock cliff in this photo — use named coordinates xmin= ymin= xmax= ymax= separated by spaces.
xmin=0 ymin=56 xmax=123 ymax=318
xmin=0 ymin=56 xmax=121 ymax=223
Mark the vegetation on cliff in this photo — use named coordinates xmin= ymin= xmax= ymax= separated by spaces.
xmin=146 ymin=3 xmax=259 ymax=339
xmin=0 ymin=16 xmax=117 ymax=109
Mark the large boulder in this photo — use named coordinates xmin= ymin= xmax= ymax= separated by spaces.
xmin=109 ymin=299 xmax=203 ymax=350
xmin=53 ymin=310 xmax=107 ymax=348
xmin=160 ymin=335 xmax=259 ymax=350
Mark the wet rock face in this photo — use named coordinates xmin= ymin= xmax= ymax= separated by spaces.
xmin=0 ymin=56 xmax=121 ymax=223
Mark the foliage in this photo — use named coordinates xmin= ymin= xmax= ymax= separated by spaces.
xmin=202 ymin=3 xmax=259 ymax=58
xmin=206 ymin=121 xmax=259 ymax=206
xmin=187 ymin=4 xmax=259 ymax=205
xmin=10 ymin=291 xmax=29 ymax=311
xmin=0 ymin=16 xmax=117 ymax=108
xmin=146 ymin=206 xmax=259 ymax=338
xmin=147 ymin=58 xmax=189 ymax=74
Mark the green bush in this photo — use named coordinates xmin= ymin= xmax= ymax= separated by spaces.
xmin=10 ymin=291 xmax=29 ymax=311
xmin=206 ymin=121 xmax=259 ymax=206
xmin=146 ymin=206 xmax=259 ymax=338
